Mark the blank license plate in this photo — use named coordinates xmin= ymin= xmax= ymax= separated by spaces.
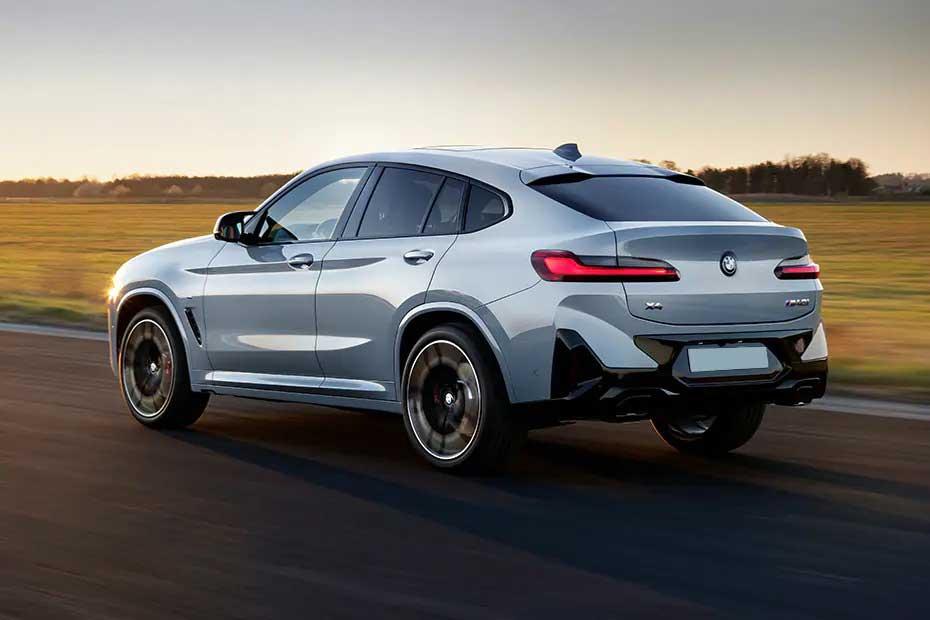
xmin=687 ymin=346 xmax=769 ymax=373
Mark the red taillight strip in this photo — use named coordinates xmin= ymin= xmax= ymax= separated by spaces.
xmin=775 ymin=263 xmax=820 ymax=279
xmin=531 ymin=250 xmax=679 ymax=282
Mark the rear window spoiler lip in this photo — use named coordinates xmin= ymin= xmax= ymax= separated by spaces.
xmin=603 ymin=220 xmax=806 ymax=240
xmin=521 ymin=164 xmax=704 ymax=186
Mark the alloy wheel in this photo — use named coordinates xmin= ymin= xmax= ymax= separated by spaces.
xmin=406 ymin=340 xmax=482 ymax=460
xmin=121 ymin=319 xmax=175 ymax=418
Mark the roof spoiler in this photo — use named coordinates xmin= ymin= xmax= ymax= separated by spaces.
xmin=522 ymin=164 xmax=705 ymax=186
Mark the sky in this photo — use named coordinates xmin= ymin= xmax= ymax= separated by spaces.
xmin=1 ymin=0 xmax=928 ymax=180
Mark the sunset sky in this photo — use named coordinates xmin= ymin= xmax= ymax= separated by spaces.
xmin=1 ymin=0 xmax=927 ymax=180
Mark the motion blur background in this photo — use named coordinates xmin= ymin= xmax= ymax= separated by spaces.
xmin=1 ymin=0 xmax=928 ymax=398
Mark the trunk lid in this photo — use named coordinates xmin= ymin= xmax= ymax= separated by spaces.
xmin=607 ymin=222 xmax=818 ymax=325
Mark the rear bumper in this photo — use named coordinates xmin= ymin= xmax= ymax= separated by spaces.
xmin=536 ymin=328 xmax=827 ymax=422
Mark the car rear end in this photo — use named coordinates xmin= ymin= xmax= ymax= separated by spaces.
xmin=521 ymin=169 xmax=828 ymax=420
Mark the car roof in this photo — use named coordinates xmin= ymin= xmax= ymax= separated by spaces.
xmin=315 ymin=146 xmax=687 ymax=188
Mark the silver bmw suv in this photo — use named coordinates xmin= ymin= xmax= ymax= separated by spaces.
xmin=107 ymin=145 xmax=827 ymax=472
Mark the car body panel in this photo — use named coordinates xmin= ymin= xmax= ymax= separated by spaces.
xmin=315 ymin=234 xmax=457 ymax=400
xmin=608 ymin=221 xmax=821 ymax=325
xmin=484 ymin=278 xmax=824 ymax=403
xmin=427 ymin=184 xmax=615 ymax=308
xmin=107 ymin=234 xmax=226 ymax=376
xmin=201 ymin=239 xmax=334 ymax=378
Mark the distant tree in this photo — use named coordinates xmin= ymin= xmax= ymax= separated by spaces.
xmin=260 ymin=181 xmax=280 ymax=198
xmin=73 ymin=181 xmax=103 ymax=197
xmin=163 ymin=184 xmax=183 ymax=195
xmin=697 ymin=166 xmax=726 ymax=192
xmin=727 ymin=167 xmax=749 ymax=194
xmin=658 ymin=160 xmax=679 ymax=171
xmin=108 ymin=184 xmax=131 ymax=197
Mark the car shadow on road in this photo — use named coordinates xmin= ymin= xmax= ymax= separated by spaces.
xmin=163 ymin=415 xmax=930 ymax=618
xmin=514 ymin=436 xmax=930 ymax=503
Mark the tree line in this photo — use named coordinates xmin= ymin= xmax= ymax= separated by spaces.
xmin=636 ymin=153 xmax=876 ymax=196
xmin=0 ymin=173 xmax=296 ymax=200
xmin=0 ymin=154 xmax=910 ymax=199
xmin=695 ymin=154 xmax=876 ymax=196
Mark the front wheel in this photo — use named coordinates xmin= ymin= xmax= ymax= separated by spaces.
xmin=402 ymin=324 xmax=524 ymax=473
xmin=118 ymin=306 xmax=209 ymax=429
xmin=652 ymin=401 xmax=766 ymax=455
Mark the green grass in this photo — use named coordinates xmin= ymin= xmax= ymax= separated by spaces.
xmin=1 ymin=200 xmax=928 ymax=396
xmin=0 ymin=201 xmax=234 ymax=328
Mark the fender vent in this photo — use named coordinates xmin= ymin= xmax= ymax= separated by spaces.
xmin=184 ymin=307 xmax=202 ymax=345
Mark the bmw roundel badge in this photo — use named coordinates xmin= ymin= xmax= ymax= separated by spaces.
xmin=720 ymin=251 xmax=738 ymax=276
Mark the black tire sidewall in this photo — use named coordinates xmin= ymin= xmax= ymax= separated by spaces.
xmin=653 ymin=402 xmax=766 ymax=455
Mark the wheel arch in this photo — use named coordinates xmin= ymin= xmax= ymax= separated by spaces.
xmin=395 ymin=303 xmax=515 ymax=403
xmin=114 ymin=288 xmax=192 ymax=377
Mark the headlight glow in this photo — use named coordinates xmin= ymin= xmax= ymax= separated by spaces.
xmin=106 ymin=276 xmax=119 ymax=303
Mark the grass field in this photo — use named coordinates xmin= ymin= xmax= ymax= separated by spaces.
xmin=1 ymin=200 xmax=928 ymax=397
xmin=753 ymin=203 xmax=930 ymax=397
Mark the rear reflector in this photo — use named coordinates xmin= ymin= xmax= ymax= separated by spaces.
xmin=775 ymin=263 xmax=820 ymax=280
xmin=531 ymin=250 xmax=679 ymax=282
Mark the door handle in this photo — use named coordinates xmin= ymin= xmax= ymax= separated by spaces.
xmin=287 ymin=253 xmax=315 ymax=271
xmin=403 ymin=249 xmax=434 ymax=264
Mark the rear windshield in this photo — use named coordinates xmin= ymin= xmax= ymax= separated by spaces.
xmin=531 ymin=175 xmax=766 ymax=222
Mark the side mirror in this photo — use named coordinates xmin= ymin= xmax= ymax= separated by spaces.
xmin=213 ymin=211 xmax=255 ymax=243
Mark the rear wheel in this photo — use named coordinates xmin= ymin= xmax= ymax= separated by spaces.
xmin=652 ymin=401 xmax=765 ymax=455
xmin=118 ymin=306 xmax=209 ymax=429
xmin=402 ymin=324 xmax=524 ymax=473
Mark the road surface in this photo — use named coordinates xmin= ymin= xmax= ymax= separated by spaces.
xmin=2 ymin=331 xmax=929 ymax=619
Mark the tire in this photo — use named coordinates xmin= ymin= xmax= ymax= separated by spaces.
xmin=118 ymin=306 xmax=209 ymax=429
xmin=402 ymin=324 xmax=524 ymax=473
xmin=652 ymin=401 xmax=766 ymax=456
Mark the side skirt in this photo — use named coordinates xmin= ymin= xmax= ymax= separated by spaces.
xmin=192 ymin=383 xmax=403 ymax=414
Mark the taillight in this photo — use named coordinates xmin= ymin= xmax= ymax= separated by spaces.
xmin=775 ymin=261 xmax=820 ymax=280
xmin=531 ymin=250 xmax=679 ymax=282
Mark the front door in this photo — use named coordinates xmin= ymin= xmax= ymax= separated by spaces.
xmin=202 ymin=166 xmax=370 ymax=386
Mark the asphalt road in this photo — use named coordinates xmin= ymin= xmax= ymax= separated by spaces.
xmin=2 ymin=331 xmax=929 ymax=619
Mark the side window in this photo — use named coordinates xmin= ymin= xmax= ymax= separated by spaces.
xmin=257 ymin=167 xmax=365 ymax=243
xmin=357 ymin=168 xmax=443 ymax=238
xmin=422 ymin=178 xmax=465 ymax=236
xmin=464 ymin=185 xmax=507 ymax=232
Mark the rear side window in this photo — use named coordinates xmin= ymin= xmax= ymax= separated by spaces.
xmin=358 ymin=168 xmax=443 ymax=238
xmin=464 ymin=186 xmax=507 ymax=232
xmin=531 ymin=176 xmax=765 ymax=222
xmin=422 ymin=178 xmax=465 ymax=236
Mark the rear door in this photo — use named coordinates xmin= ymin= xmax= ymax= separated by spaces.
xmin=314 ymin=166 xmax=464 ymax=398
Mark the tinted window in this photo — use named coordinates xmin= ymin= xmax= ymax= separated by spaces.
xmin=422 ymin=178 xmax=465 ymax=236
xmin=464 ymin=186 xmax=506 ymax=232
xmin=531 ymin=176 xmax=765 ymax=222
xmin=257 ymin=168 xmax=365 ymax=243
xmin=358 ymin=168 xmax=443 ymax=238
